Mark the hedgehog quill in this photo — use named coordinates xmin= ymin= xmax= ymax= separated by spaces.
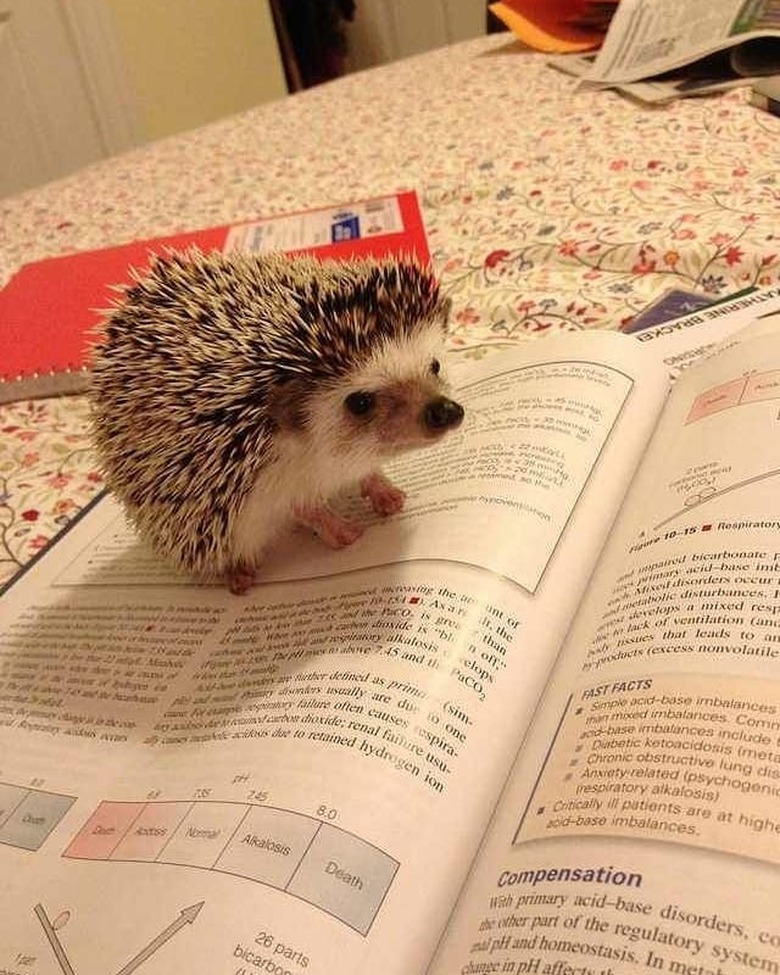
xmin=90 ymin=250 xmax=464 ymax=593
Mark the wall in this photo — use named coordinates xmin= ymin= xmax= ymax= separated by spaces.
xmin=106 ymin=0 xmax=287 ymax=142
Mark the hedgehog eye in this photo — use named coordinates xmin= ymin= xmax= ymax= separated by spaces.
xmin=430 ymin=358 xmax=441 ymax=376
xmin=345 ymin=391 xmax=376 ymax=417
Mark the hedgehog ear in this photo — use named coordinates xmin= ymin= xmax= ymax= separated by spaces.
xmin=268 ymin=378 xmax=310 ymax=431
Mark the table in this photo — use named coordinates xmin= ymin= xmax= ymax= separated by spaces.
xmin=2 ymin=34 xmax=779 ymax=587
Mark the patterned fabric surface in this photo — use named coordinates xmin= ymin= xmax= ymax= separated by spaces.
xmin=2 ymin=34 xmax=779 ymax=586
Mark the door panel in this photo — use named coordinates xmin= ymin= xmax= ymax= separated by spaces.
xmin=0 ymin=1 xmax=107 ymax=197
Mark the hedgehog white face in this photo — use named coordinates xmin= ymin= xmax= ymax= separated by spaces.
xmin=306 ymin=323 xmax=464 ymax=462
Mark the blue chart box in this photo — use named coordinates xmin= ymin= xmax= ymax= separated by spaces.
xmin=287 ymin=824 xmax=398 ymax=935
xmin=0 ymin=784 xmax=76 ymax=851
xmin=331 ymin=213 xmax=360 ymax=242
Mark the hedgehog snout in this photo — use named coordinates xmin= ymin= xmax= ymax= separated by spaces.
xmin=423 ymin=396 xmax=464 ymax=433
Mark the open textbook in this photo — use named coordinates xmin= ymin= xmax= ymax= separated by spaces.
xmin=552 ymin=0 xmax=780 ymax=103
xmin=3 ymin=316 xmax=780 ymax=974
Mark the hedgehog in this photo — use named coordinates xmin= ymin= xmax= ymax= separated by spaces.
xmin=89 ymin=249 xmax=464 ymax=593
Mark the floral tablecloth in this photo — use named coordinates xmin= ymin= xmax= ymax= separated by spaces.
xmin=2 ymin=34 xmax=779 ymax=587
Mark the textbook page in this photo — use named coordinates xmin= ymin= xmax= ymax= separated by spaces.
xmin=0 ymin=332 xmax=669 ymax=975
xmin=430 ymin=330 xmax=780 ymax=974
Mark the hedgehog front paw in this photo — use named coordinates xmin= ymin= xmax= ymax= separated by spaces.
xmin=360 ymin=472 xmax=406 ymax=517
xmin=295 ymin=504 xmax=364 ymax=549
xmin=322 ymin=518 xmax=364 ymax=549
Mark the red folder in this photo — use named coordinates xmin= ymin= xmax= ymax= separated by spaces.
xmin=0 ymin=191 xmax=429 ymax=403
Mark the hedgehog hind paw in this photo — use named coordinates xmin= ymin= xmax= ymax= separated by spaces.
xmin=294 ymin=503 xmax=364 ymax=549
xmin=226 ymin=563 xmax=257 ymax=595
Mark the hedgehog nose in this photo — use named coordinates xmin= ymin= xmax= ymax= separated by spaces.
xmin=424 ymin=396 xmax=464 ymax=432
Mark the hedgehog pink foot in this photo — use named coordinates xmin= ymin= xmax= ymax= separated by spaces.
xmin=227 ymin=563 xmax=256 ymax=595
xmin=295 ymin=503 xmax=364 ymax=549
xmin=360 ymin=472 xmax=406 ymax=516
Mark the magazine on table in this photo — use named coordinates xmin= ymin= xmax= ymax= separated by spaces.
xmin=552 ymin=0 xmax=780 ymax=103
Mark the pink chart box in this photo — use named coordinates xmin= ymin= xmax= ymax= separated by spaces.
xmin=64 ymin=801 xmax=146 ymax=860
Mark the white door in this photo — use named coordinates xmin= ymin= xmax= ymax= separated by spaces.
xmin=0 ymin=0 xmax=133 ymax=197
xmin=0 ymin=0 xmax=285 ymax=200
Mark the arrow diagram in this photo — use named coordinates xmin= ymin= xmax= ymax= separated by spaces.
xmin=33 ymin=904 xmax=77 ymax=975
xmin=114 ymin=902 xmax=204 ymax=975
